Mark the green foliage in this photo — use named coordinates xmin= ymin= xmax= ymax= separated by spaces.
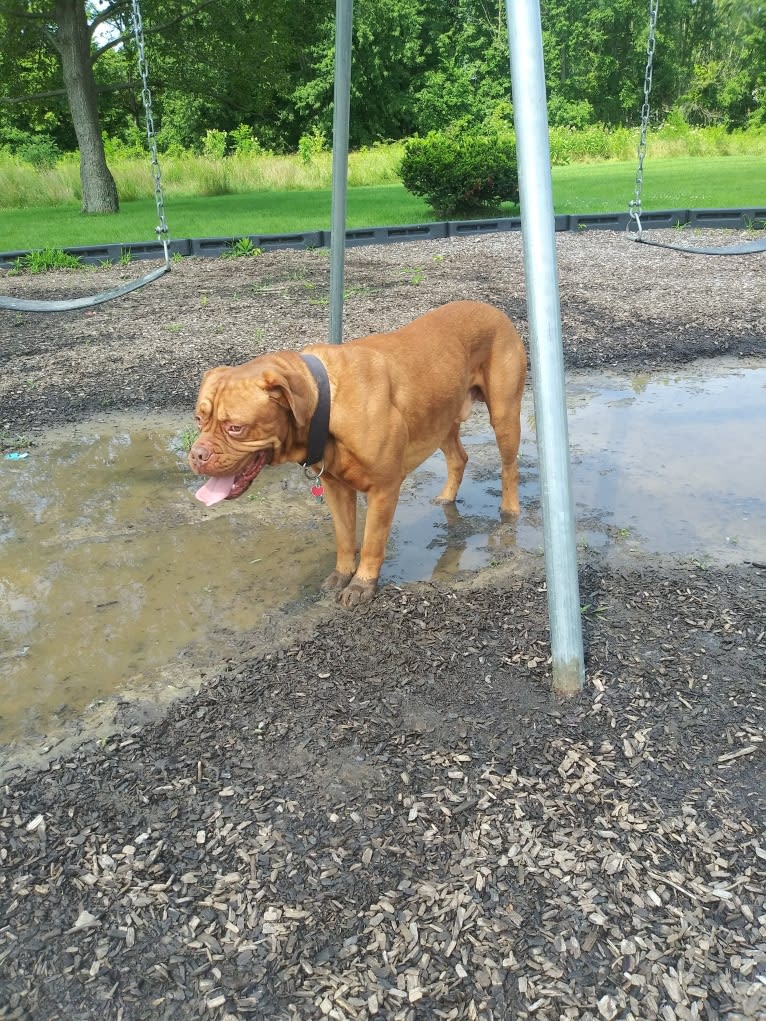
xmin=291 ymin=0 xmax=428 ymax=146
xmin=1 ymin=0 xmax=764 ymax=170
xmin=298 ymin=127 xmax=327 ymax=164
xmin=0 ymin=127 xmax=61 ymax=166
xmin=16 ymin=134 xmax=61 ymax=167
xmin=547 ymin=97 xmax=595 ymax=130
xmin=399 ymin=129 xmax=519 ymax=218
xmin=549 ymin=123 xmax=636 ymax=165
xmin=230 ymin=124 xmax=264 ymax=157
xmin=222 ymin=237 xmax=263 ymax=258
xmin=414 ymin=65 xmax=505 ymax=135
xmin=102 ymin=126 xmax=147 ymax=162
xmin=412 ymin=3 xmax=511 ymax=134
xmin=155 ymin=94 xmax=213 ymax=154
xmin=202 ymin=129 xmax=228 ymax=160
xmin=11 ymin=248 xmax=83 ymax=274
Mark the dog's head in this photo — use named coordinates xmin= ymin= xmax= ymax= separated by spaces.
xmin=188 ymin=353 xmax=315 ymax=505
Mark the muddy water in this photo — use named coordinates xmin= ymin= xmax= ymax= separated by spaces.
xmin=1 ymin=358 xmax=764 ymax=744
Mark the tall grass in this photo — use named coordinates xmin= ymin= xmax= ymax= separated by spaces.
xmin=0 ymin=142 xmax=409 ymax=209
xmin=547 ymin=122 xmax=766 ymax=164
xmin=1 ymin=126 xmax=763 ymax=211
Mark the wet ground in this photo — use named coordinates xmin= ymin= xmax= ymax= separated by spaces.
xmin=2 ymin=357 xmax=764 ymax=752
xmin=1 ymin=233 xmax=765 ymax=1021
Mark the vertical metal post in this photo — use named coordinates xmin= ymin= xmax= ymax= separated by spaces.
xmin=505 ymin=0 xmax=585 ymax=695
xmin=328 ymin=0 xmax=353 ymax=344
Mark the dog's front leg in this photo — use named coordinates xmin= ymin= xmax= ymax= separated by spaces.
xmin=335 ymin=486 xmax=401 ymax=608
xmin=320 ymin=477 xmax=358 ymax=594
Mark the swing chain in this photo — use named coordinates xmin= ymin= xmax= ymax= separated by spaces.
xmin=628 ymin=0 xmax=659 ymax=236
xmin=131 ymin=0 xmax=170 ymax=262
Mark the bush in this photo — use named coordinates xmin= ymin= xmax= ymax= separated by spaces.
xmin=2 ymin=129 xmax=62 ymax=168
xmin=102 ymin=126 xmax=147 ymax=161
xmin=202 ymin=128 xmax=228 ymax=159
xmin=230 ymin=124 xmax=264 ymax=157
xmin=399 ymin=129 xmax=519 ymax=218
xmin=298 ymin=126 xmax=327 ymax=164
xmin=547 ymin=97 xmax=594 ymax=130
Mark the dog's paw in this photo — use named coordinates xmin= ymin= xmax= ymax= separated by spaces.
xmin=321 ymin=570 xmax=354 ymax=593
xmin=337 ymin=578 xmax=378 ymax=608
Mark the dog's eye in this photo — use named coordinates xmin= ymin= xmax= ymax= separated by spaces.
xmin=225 ymin=423 xmax=245 ymax=436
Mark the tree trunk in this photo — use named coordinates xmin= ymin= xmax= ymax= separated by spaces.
xmin=54 ymin=0 xmax=119 ymax=214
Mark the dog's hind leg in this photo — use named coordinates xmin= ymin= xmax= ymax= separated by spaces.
xmin=492 ymin=411 xmax=522 ymax=518
xmin=434 ymin=422 xmax=469 ymax=505
xmin=484 ymin=341 xmax=526 ymax=519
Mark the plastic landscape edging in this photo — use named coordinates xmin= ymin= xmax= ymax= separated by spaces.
xmin=1 ymin=207 xmax=765 ymax=270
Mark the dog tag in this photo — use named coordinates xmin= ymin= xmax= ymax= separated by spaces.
xmin=311 ymin=484 xmax=324 ymax=499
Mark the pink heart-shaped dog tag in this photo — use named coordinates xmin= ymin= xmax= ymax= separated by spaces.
xmin=311 ymin=484 xmax=324 ymax=498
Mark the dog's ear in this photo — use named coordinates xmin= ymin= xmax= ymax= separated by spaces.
xmin=259 ymin=365 xmax=314 ymax=431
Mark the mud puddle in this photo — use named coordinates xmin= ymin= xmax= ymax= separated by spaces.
xmin=1 ymin=357 xmax=764 ymax=751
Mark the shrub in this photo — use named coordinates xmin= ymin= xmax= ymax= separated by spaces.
xmin=547 ymin=97 xmax=594 ymax=130
xmin=569 ymin=123 xmax=613 ymax=161
xmin=11 ymin=132 xmax=61 ymax=168
xmin=399 ymin=129 xmax=519 ymax=218
xmin=102 ymin=127 xmax=146 ymax=161
xmin=202 ymin=129 xmax=228 ymax=159
xmin=298 ymin=126 xmax=327 ymax=164
xmin=230 ymin=124 xmax=264 ymax=157
xmin=548 ymin=128 xmax=574 ymax=167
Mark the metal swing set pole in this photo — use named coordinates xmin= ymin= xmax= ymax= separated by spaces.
xmin=505 ymin=0 xmax=585 ymax=695
xmin=326 ymin=0 xmax=585 ymax=692
xmin=328 ymin=0 xmax=353 ymax=345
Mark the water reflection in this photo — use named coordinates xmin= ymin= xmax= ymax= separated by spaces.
xmin=1 ymin=358 xmax=764 ymax=740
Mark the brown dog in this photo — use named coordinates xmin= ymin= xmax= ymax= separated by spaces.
xmin=189 ymin=300 xmax=526 ymax=607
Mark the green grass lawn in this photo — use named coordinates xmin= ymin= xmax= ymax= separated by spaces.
xmin=551 ymin=156 xmax=766 ymax=214
xmin=0 ymin=186 xmax=433 ymax=253
xmin=1 ymin=156 xmax=764 ymax=254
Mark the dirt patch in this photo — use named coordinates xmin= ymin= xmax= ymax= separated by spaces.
xmin=1 ymin=231 xmax=765 ymax=1021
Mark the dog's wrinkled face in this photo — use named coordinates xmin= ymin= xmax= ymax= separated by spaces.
xmin=188 ymin=356 xmax=315 ymax=506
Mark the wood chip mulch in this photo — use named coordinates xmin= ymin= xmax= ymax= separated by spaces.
xmin=2 ymin=559 xmax=764 ymax=1021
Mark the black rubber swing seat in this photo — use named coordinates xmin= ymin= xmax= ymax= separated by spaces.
xmin=631 ymin=233 xmax=766 ymax=257
xmin=0 ymin=262 xmax=170 ymax=313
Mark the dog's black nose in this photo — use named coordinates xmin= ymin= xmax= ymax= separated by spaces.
xmin=189 ymin=442 xmax=211 ymax=470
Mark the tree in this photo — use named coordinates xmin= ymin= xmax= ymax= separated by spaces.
xmin=53 ymin=0 xmax=119 ymax=212
xmin=413 ymin=0 xmax=512 ymax=133
xmin=0 ymin=0 xmax=247 ymax=212
xmin=1 ymin=0 xmax=125 ymax=212
xmin=292 ymin=0 xmax=432 ymax=146
xmin=146 ymin=0 xmax=326 ymax=152
xmin=0 ymin=0 xmax=326 ymax=206
xmin=674 ymin=0 xmax=766 ymax=126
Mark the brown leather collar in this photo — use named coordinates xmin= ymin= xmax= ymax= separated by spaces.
xmin=299 ymin=354 xmax=331 ymax=467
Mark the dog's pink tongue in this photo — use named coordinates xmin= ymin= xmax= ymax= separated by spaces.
xmin=195 ymin=475 xmax=236 ymax=507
